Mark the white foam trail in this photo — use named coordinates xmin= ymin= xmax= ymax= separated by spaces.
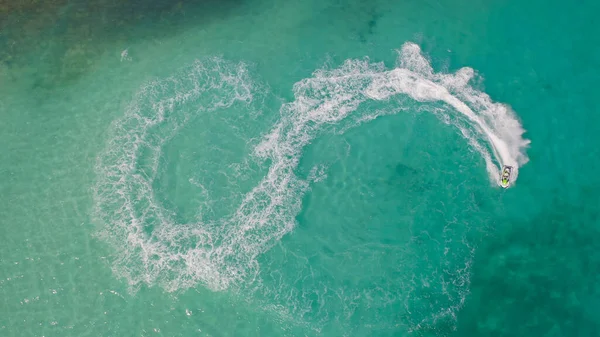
xmin=93 ymin=58 xmax=262 ymax=291
xmin=365 ymin=65 xmax=528 ymax=183
xmin=93 ymin=43 xmax=529 ymax=294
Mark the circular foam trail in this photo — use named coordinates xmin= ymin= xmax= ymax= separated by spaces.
xmin=93 ymin=43 xmax=529 ymax=294
xmin=93 ymin=58 xmax=263 ymax=292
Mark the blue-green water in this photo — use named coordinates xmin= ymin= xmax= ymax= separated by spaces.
xmin=1 ymin=0 xmax=600 ymax=336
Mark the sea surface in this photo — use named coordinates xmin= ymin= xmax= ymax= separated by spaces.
xmin=1 ymin=0 xmax=599 ymax=336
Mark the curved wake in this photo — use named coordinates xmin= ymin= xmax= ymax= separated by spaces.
xmin=93 ymin=43 xmax=530 ymax=295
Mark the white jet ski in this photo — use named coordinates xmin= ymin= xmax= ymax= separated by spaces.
xmin=500 ymin=165 xmax=513 ymax=188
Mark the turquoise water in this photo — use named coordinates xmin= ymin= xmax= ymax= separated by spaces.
xmin=2 ymin=0 xmax=600 ymax=336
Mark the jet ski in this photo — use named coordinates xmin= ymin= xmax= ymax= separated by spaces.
xmin=500 ymin=165 xmax=513 ymax=188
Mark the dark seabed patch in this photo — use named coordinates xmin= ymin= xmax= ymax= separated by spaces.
xmin=454 ymin=187 xmax=600 ymax=336
xmin=0 ymin=0 xmax=244 ymax=88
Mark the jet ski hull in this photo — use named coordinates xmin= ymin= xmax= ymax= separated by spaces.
xmin=500 ymin=165 xmax=513 ymax=188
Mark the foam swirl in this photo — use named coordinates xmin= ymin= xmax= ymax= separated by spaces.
xmin=93 ymin=43 xmax=529 ymax=294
